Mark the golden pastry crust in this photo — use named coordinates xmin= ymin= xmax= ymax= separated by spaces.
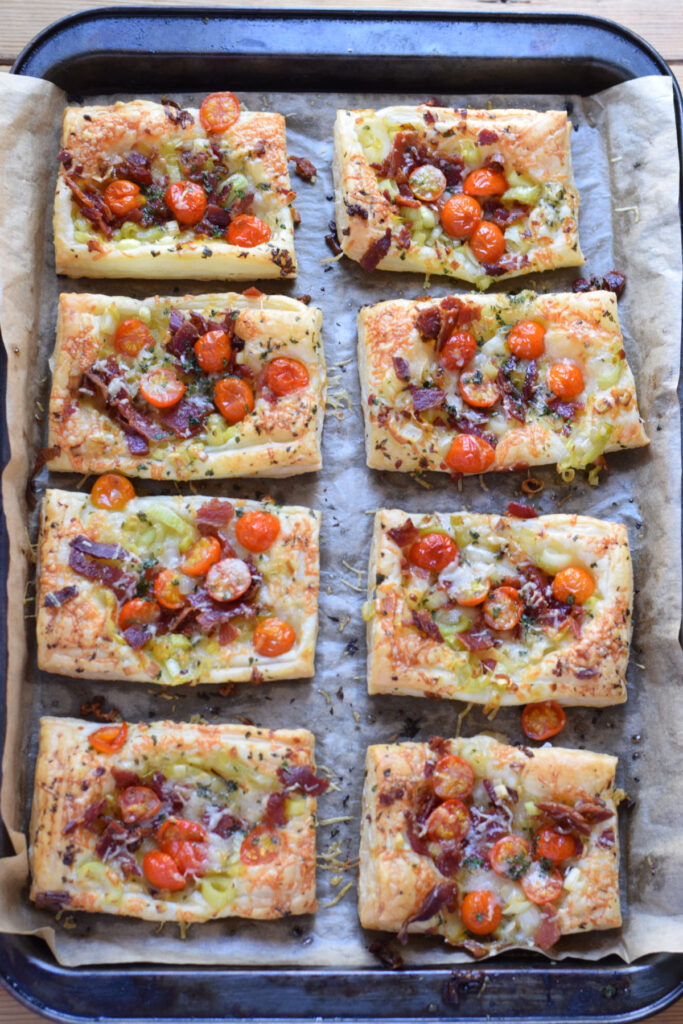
xmin=359 ymin=736 xmax=620 ymax=953
xmin=54 ymin=100 xmax=296 ymax=279
xmin=334 ymin=105 xmax=582 ymax=284
xmin=358 ymin=290 xmax=648 ymax=476
xmin=47 ymin=291 xmax=325 ymax=480
xmin=37 ymin=489 xmax=320 ymax=685
xmin=30 ymin=718 xmax=320 ymax=922
xmin=367 ymin=509 xmax=632 ymax=706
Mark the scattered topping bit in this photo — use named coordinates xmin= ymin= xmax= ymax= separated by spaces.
xmin=154 ymin=568 xmax=187 ymax=610
xmin=506 ymin=320 xmax=546 ymax=359
xmin=181 ymin=536 xmax=222 ymax=577
xmin=288 ymin=154 xmax=317 ymax=183
xmin=461 ymin=890 xmax=502 ymax=935
xmin=522 ymin=701 xmax=566 ymax=741
xmin=140 ymin=366 xmax=186 ymax=409
xmin=551 ymin=567 xmax=594 ymax=605
xmin=409 ymin=532 xmax=458 ymax=573
xmin=213 ymin=376 xmax=254 ymax=423
xmin=572 ymin=269 xmax=625 ymax=298
xmin=89 ymin=722 xmax=127 ymax=754
xmin=253 ymin=617 xmax=296 ymax=657
xmin=459 ymin=370 xmax=499 ymax=409
xmin=227 ymin=214 xmax=271 ymax=247
xmin=240 ymin=824 xmax=280 ymax=865
xmin=483 ymin=586 xmax=523 ymax=631
xmin=199 ymin=91 xmax=241 ymax=132
xmin=521 ymin=477 xmax=544 ymax=496
xmin=534 ymin=827 xmax=578 ymax=863
xmin=143 ymin=850 xmax=186 ymax=891
xmin=506 ymin=501 xmax=537 ymax=519
xmin=264 ymin=356 xmax=310 ymax=396
xmin=489 ymin=835 xmax=531 ymax=879
xmin=463 ymin=168 xmax=507 ymax=197
xmin=164 ymin=180 xmax=208 ymax=226
xmin=398 ymin=883 xmax=458 ymax=944
xmin=113 ymin=318 xmax=155 ymax=358
xmin=235 ymin=510 xmax=280 ymax=553
xmin=103 ymin=179 xmax=141 ymax=216
xmin=469 ymin=220 xmax=505 ymax=263
xmin=360 ymin=227 xmax=391 ymax=272
xmin=408 ymin=164 xmax=447 ymax=202
xmin=547 ymin=361 xmax=584 ymax=400
xmin=205 ymin=557 xmax=252 ymax=603
xmin=445 ymin=434 xmax=496 ymax=475
xmin=431 ymin=755 xmax=475 ymax=801
xmin=91 ymin=473 xmax=136 ymax=510
xmin=440 ymin=330 xmax=477 ymax=371
xmin=520 ymin=861 xmax=564 ymax=904
xmin=440 ymin=194 xmax=481 ymax=239
xmin=43 ymin=585 xmax=79 ymax=609
xmin=194 ymin=330 xmax=232 ymax=373
xmin=119 ymin=598 xmax=161 ymax=630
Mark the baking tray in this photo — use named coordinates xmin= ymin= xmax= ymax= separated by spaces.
xmin=2 ymin=6 xmax=683 ymax=1022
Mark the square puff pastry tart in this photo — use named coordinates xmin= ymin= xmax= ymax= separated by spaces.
xmin=54 ymin=99 xmax=297 ymax=279
xmin=358 ymin=290 xmax=648 ymax=477
xmin=333 ymin=105 xmax=582 ymax=285
xmin=359 ymin=735 xmax=621 ymax=954
xmin=367 ymin=509 xmax=632 ymax=707
xmin=47 ymin=291 xmax=325 ymax=480
xmin=37 ymin=489 xmax=320 ymax=686
xmin=30 ymin=718 xmax=326 ymax=922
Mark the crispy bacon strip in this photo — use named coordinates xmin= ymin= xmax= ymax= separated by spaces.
xmin=398 ymin=883 xmax=458 ymax=944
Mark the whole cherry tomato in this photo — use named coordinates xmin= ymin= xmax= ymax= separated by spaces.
xmin=214 ymin=377 xmax=254 ymax=423
xmin=521 ymin=701 xmax=566 ymax=742
xmin=104 ymin=179 xmax=141 ymax=216
xmin=194 ymin=330 xmax=232 ymax=373
xmin=440 ymin=331 xmax=477 ymax=371
xmin=461 ymin=890 xmax=502 ymax=935
xmin=114 ymin=318 xmax=155 ymax=358
xmin=552 ymin=567 xmax=595 ymax=605
xmin=91 ymin=473 xmax=136 ymax=510
xmin=463 ymin=168 xmax=507 ymax=197
xmin=507 ymin=320 xmax=546 ymax=359
xmin=483 ymin=586 xmax=524 ymax=631
xmin=227 ymin=215 xmax=271 ymax=247
xmin=444 ymin=434 xmax=496 ymax=475
xmin=253 ymin=617 xmax=296 ymax=657
xmin=89 ymin=722 xmax=127 ymax=754
xmin=440 ymin=194 xmax=482 ymax=239
xmin=199 ymin=92 xmax=241 ymax=132
xmin=469 ymin=221 xmax=506 ymax=263
xmin=235 ymin=511 xmax=281 ymax=553
xmin=165 ymin=180 xmax=207 ymax=226
xmin=432 ymin=754 xmax=475 ymax=801
xmin=547 ymin=361 xmax=584 ymax=400
xmin=264 ymin=357 xmax=310 ymax=396
xmin=409 ymin=532 xmax=458 ymax=572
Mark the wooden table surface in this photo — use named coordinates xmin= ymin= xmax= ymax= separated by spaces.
xmin=1 ymin=0 xmax=681 ymax=1021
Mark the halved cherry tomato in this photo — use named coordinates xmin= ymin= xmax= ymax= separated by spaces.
xmin=165 ymin=180 xmax=207 ymax=226
xmin=469 ymin=221 xmax=506 ymax=264
xmin=205 ymin=557 xmax=252 ymax=603
xmin=162 ymin=839 xmax=209 ymax=877
xmin=448 ymin=567 xmax=491 ymax=606
xmin=235 ymin=510 xmax=280 ymax=553
xmin=253 ymin=617 xmax=296 ymax=657
xmin=114 ymin=318 xmax=155 ymax=358
xmin=143 ymin=850 xmax=186 ymax=891
xmin=240 ymin=825 xmax=280 ymax=865
xmin=432 ymin=755 xmax=475 ymax=800
xmin=461 ymin=890 xmax=502 ymax=935
xmin=214 ymin=376 xmax=254 ymax=423
xmin=199 ymin=91 xmax=241 ymax=132
xmin=119 ymin=598 xmax=161 ymax=630
xmin=522 ymin=701 xmax=566 ymax=742
xmin=157 ymin=819 xmax=208 ymax=845
xmin=552 ymin=567 xmax=594 ymax=605
xmin=91 ymin=473 xmax=136 ymax=510
xmin=425 ymin=799 xmax=471 ymax=843
xmin=409 ymin=532 xmax=458 ymax=573
xmin=407 ymin=164 xmax=447 ymax=202
xmin=140 ymin=366 xmax=186 ymax=408
xmin=440 ymin=194 xmax=482 ymax=239
xmin=534 ymin=827 xmax=577 ymax=863
xmin=440 ymin=330 xmax=477 ymax=371
xmin=118 ymin=786 xmax=162 ymax=824
xmin=459 ymin=370 xmax=499 ymax=409
xmin=445 ymin=434 xmax=496 ymax=475
xmin=154 ymin=568 xmax=187 ymax=610
xmin=264 ymin=357 xmax=310 ymax=396
xmin=507 ymin=320 xmax=546 ymax=359
xmin=227 ymin=214 xmax=271 ymax=247
xmin=483 ymin=586 xmax=524 ymax=631
xmin=463 ymin=168 xmax=507 ymax=197
xmin=103 ymin=179 xmax=141 ymax=216
xmin=547 ymin=361 xmax=584 ymax=400
xmin=182 ymin=535 xmax=222 ymax=577
xmin=194 ymin=330 xmax=232 ymax=373
xmin=521 ymin=861 xmax=564 ymax=904
xmin=490 ymin=835 xmax=531 ymax=879
xmin=89 ymin=722 xmax=127 ymax=754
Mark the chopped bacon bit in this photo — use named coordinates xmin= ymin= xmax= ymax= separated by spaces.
xmin=597 ymin=828 xmax=615 ymax=848
xmin=369 ymin=940 xmax=404 ymax=970
xmin=34 ymin=891 xmax=72 ymax=911
xmin=393 ymin=356 xmax=411 ymax=381
xmin=478 ymin=129 xmax=499 ymax=145
xmin=263 ymin=791 xmax=287 ymax=827
xmin=277 ymin=765 xmax=330 ymax=796
xmin=387 ymin=519 xmax=419 ymax=549
xmin=573 ymin=270 xmax=626 ymax=298
xmin=506 ymin=501 xmax=537 ymax=519
xmin=534 ymin=908 xmax=561 ymax=950
xmin=325 ymin=220 xmax=343 ymax=254
xmin=113 ymin=150 xmax=153 ymax=186
xmin=64 ymin=174 xmax=113 ymax=237
xmin=458 ymin=626 xmax=499 ymax=651
xmin=411 ymin=609 xmax=443 ymax=643
xmin=44 ymin=585 xmax=78 ymax=608
xmin=360 ymin=228 xmax=392 ymax=272
xmin=68 ymin=543 xmax=137 ymax=604
xmin=35 ymin=445 xmax=62 ymax=473
xmin=162 ymin=100 xmax=194 ymax=128
xmin=397 ymin=883 xmax=458 ymax=944
xmin=344 ymin=199 xmax=369 ymax=220
xmin=411 ymin=385 xmax=445 ymax=411
xmin=57 ymin=149 xmax=72 ymax=169
xmin=415 ymin=306 xmax=442 ymax=340
xmin=288 ymin=154 xmax=317 ymax=183
xmin=481 ymin=197 xmax=529 ymax=227
xmin=212 ymin=812 xmax=243 ymax=838
xmin=79 ymin=697 xmax=120 ymax=722
xmin=195 ymin=498 xmax=235 ymax=533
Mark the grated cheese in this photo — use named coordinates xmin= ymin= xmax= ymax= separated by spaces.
xmin=323 ymin=881 xmax=353 ymax=908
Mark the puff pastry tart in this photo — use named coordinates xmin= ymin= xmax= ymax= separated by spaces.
xmin=37 ymin=489 xmax=320 ymax=685
xmin=30 ymin=717 xmax=327 ymax=922
xmin=54 ymin=96 xmax=297 ymax=279
xmin=359 ymin=736 xmax=620 ymax=955
xmin=333 ymin=105 xmax=582 ymax=285
xmin=358 ymin=290 xmax=648 ymax=477
xmin=46 ymin=291 xmax=325 ymax=480
xmin=367 ymin=509 xmax=632 ymax=706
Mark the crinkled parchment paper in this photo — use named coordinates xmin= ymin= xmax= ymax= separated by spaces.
xmin=0 ymin=73 xmax=681 ymax=967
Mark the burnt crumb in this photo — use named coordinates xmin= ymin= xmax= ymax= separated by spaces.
xmin=296 ymin=294 xmax=311 ymax=305
xmin=79 ymin=696 xmax=120 ymax=722
xmin=270 ymin=247 xmax=295 ymax=276
xmin=288 ymin=154 xmax=317 ymax=183
xmin=344 ymin=199 xmax=369 ymax=220
xmin=325 ymin=220 xmax=342 ymax=255
xmin=442 ymin=970 xmax=485 ymax=1006
xmin=369 ymin=939 xmax=404 ymax=970
xmin=401 ymin=716 xmax=421 ymax=739
xmin=336 ymin=687 xmax=344 ymax=701
xmin=344 ymin=637 xmax=359 ymax=656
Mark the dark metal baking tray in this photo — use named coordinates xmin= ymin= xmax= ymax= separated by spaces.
xmin=2 ymin=6 xmax=683 ymax=1022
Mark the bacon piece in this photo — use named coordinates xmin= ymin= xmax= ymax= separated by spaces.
xmin=147 ymin=771 xmax=184 ymax=814
xmin=411 ymin=385 xmax=445 ymax=411
xmin=63 ymin=174 xmax=113 ymax=237
xmin=497 ymin=360 xmax=526 ymax=423
xmin=373 ymin=130 xmax=420 ymax=182
xmin=387 ymin=519 xmax=419 ymax=549
xmin=369 ymin=941 xmax=404 ymax=970
xmin=523 ymin=360 xmax=538 ymax=402
xmin=69 ymin=544 xmax=137 ymax=604
xmin=211 ymin=813 xmax=243 ymax=838
xmin=277 ymin=765 xmax=330 ymax=796
xmin=360 ymin=228 xmax=392 ymax=272
xmin=573 ymin=798 xmax=613 ymax=823
xmin=58 ymin=149 xmax=73 ymax=169
xmin=219 ymin=621 xmax=240 ymax=645
xmin=81 ymin=358 xmax=161 ymax=443
xmin=433 ymin=841 xmax=463 ymax=878
xmin=415 ymin=306 xmax=442 ymax=340
xmin=547 ymin=396 xmax=582 ymax=420
xmin=507 ymin=501 xmax=537 ymax=519
xmin=288 ymin=154 xmax=317 ymax=182
xmin=393 ymin=356 xmax=411 ymax=381
xmin=163 ymin=101 xmax=194 ymax=128
xmin=158 ymin=396 xmax=214 ymax=439
xmin=34 ymin=891 xmax=72 ymax=911
xmin=597 ymin=828 xmax=615 ymax=848
xmin=111 ymin=769 xmax=142 ymax=790
xmin=186 ymin=588 xmax=257 ymax=632
xmin=71 ymin=535 xmax=128 ymax=561
xmin=113 ymin=151 xmax=153 ymax=186
xmin=206 ymin=204 xmax=231 ymax=227
xmin=481 ymin=197 xmax=529 ymax=227
xmin=123 ymin=624 xmax=151 ymax=650
xmin=534 ymin=908 xmax=561 ymax=950
xmin=458 ymin=626 xmax=499 ymax=651
xmin=344 ymin=200 xmax=369 ymax=220
xmin=447 ymin=414 xmax=498 ymax=449
xmin=573 ymin=270 xmax=626 ymax=298
xmin=398 ymin=883 xmax=458 ymax=943
xmin=195 ymin=499 xmax=235 ymax=534
xmin=478 ymin=129 xmax=499 ymax=145
xmin=35 ymin=445 xmax=61 ymax=473
xmin=44 ymin=585 xmax=79 ymax=608
xmin=263 ymin=792 xmax=288 ymax=827
xmin=124 ymin=431 xmax=149 ymax=456
xmin=411 ymin=609 xmax=443 ymax=642
xmin=536 ymin=801 xmax=593 ymax=836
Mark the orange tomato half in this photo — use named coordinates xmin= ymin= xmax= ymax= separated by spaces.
xmin=253 ymin=617 xmax=296 ymax=657
xmin=461 ymin=890 xmax=502 ymax=935
xmin=227 ymin=215 xmax=271 ymax=247
xmin=264 ymin=357 xmax=310 ymax=396
xmin=104 ymin=179 xmax=141 ymax=216
xmin=214 ymin=377 xmax=255 ymax=423
xmin=199 ymin=92 xmax=241 ymax=132
xmin=521 ymin=701 xmax=566 ymax=742
xmin=91 ymin=473 xmax=136 ymax=510
xmin=89 ymin=722 xmax=128 ymax=754
xmin=235 ymin=510 xmax=281 ymax=553
xmin=444 ymin=434 xmax=496 ymax=475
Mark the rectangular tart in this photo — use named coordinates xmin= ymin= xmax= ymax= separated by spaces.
xmin=359 ymin=736 xmax=620 ymax=954
xmin=358 ymin=290 xmax=648 ymax=477
xmin=334 ymin=105 xmax=582 ymax=285
xmin=30 ymin=717 xmax=326 ymax=923
xmin=37 ymin=489 xmax=320 ymax=685
xmin=367 ymin=509 xmax=632 ymax=706
xmin=54 ymin=99 xmax=297 ymax=279
xmin=47 ymin=291 xmax=325 ymax=480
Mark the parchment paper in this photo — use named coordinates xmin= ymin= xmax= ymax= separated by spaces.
xmin=0 ymin=73 xmax=680 ymax=968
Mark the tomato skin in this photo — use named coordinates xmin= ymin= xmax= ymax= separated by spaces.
xmin=165 ymin=180 xmax=207 ymax=226
xmin=205 ymin=557 xmax=252 ymax=603
xmin=507 ymin=320 xmax=546 ymax=359
xmin=235 ymin=510 xmax=281 ymax=553
xmin=463 ymin=168 xmax=507 ymax=197
xmin=409 ymin=532 xmax=458 ymax=573
xmin=143 ymin=851 xmax=186 ymax=891
xmin=461 ymin=890 xmax=502 ymax=935
xmin=114 ymin=318 xmax=155 ymax=358
xmin=91 ymin=473 xmax=136 ymax=510
xmin=440 ymin=194 xmax=482 ymax=239
xmin=534 ymin=827 xmax=577 ymax=863
xmin=117 ymin=786 xmax=162 ymax=824
xmin=157 ymin=819 xmax=208 ymax=845
xmin=445 ymin=434 xmax=496 ymax=475
xmin=227 ymin=214 xmax=271 ymax=247
xmin=199 ymin=91 xmax=241 ymax=132
xmin=240 ymin=825 xmax=280 ymax=865
xmin=483 ymin=586 xmax=524 ymax=631
xmin=182 ymin=535 xmax=222 ymax=577
xmin=469 ymin=221 xmax=506 ymax=263
xmin=552 ymin=567 xmax=594 ymax=605
xmin=253 ymin=617 xmax=296 ymax=657
xmin=408 ymin=164 xmax=447 ymax=202
xmin=162 ymin=839 xmax=208 ymax=876
xmin=425 ymin=799 xmax=471 ymax=843
xmin=104 ymin=179 xmax=141 ymax=216
xmin=489 ymin=835 xmax=531 ymax=879
xmin=140 ymin=366 xmax=186 ymax=408
xmin=459 ymin=370 xmax=499 ymax=409
xmin=432 ymin=755 xmax=475 ymax=800
xmin=194 ymin=330 xmax=232 ymax=373
xmin=547 ymin=361 xmax=584 ymax=400
xmin=522 ymin=701 xmax=566 ymax=741
xmin=441 ymin=331 xmax=477 ymax=371
xmin=214 ymin=376 xmax=254 ymax=423
xmin=89 ymin=722 xmax=127 ymax=754
xmin=264 ymin=357 xmax=310 ymax=396
xmin=521 ymin=861 xmax=564 ymax=904
xmin=154 ymin=568 xmax=187 ymax=610
xmin=119 ymin=598 xmax=161 ymax=630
